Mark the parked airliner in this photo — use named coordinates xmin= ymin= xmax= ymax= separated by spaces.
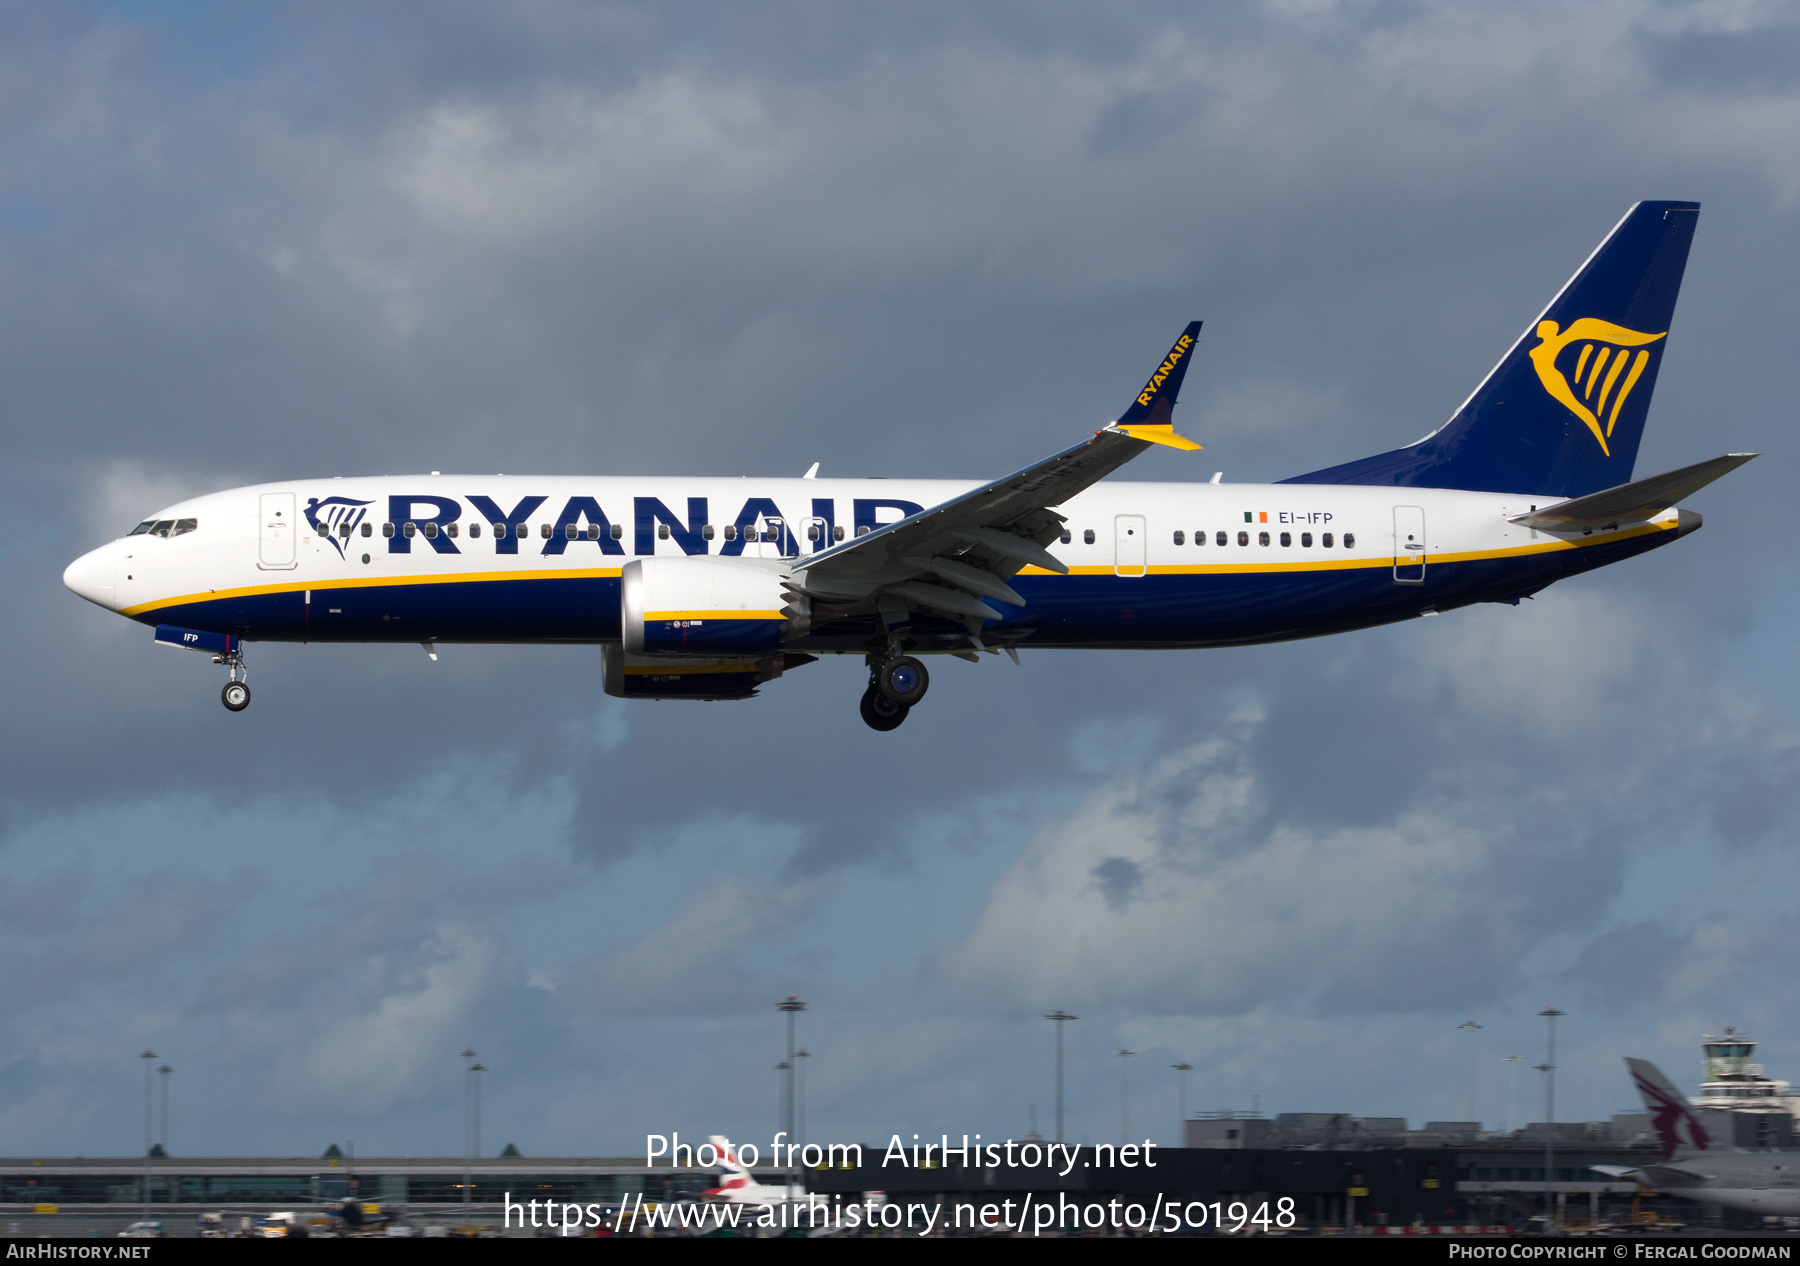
xmin=1594 ymin=1059 xmax=1800 ymax=1218
xmin=64 ymin=201 xmax=1752 ymax=729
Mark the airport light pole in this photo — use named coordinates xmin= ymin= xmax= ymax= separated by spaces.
xmin=460 ymin=1049 xmax=477 ymax=1211
xmin=1457 ymin=1021 xmax=1482 ymax=1123
xmin=1538 ymin=1007 xmax=1565 ymax=1231
xmin=776 ymin=995 xmax=807 ymax=1145
xmin=1043 ymin=1011 xmax=1077 ymax=1144
xmin=1115 ymin=1050 xmax=1137 ymax=1146
xmin=138 ymin=1050 xmax=156 ymax=1218
xmin=1504 ymin=1055 xmax=1524 ymax=1133
xmin=774 ymin=1062 xmax=791 ymax=1136
xmin=158 ymin=1064 xmax=171 ymax=1155
xmin=471 ymin=1063 xmax=486 ymax=1165
xmin=1172 ymin=1063 xmax=1193 ymax=1147
xmin=795 ymin=1050 xmax=810 ymax=1152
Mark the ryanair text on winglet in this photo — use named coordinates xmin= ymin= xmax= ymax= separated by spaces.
xmin=1136 ymin=334 xmax=1195 ymax=407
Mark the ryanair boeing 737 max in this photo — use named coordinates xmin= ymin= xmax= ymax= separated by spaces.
xmin=63 ymin=201 xmax=1753 ymax=729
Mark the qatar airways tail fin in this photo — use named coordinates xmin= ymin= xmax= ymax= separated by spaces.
xmin=1286 ymin=201 xmax=1700 ymax=498
xmin=1625 ymin=1057 xmax=1715 ymax=1161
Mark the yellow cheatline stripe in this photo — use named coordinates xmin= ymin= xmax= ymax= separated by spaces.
xmin=125 ymin=520 xmax=1678 ymax=617
xmin=644 ymin=610 xmax=786 ymax=621
xmin=1015 ymin=519 xmax=1675 ymax=576
xmin=121 ymin=565 xmax=625 ymax=618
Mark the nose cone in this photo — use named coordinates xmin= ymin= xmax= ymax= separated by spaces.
xmin=63 ymin=542 xmax=118 ymax=609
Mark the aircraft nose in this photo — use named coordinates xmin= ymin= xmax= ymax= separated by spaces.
xmin=63 ymin=542 xmax=118 ymax=609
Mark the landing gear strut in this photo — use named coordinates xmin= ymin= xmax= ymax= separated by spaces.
xmin=215 ymin=648 xmax=250 ymax=712
xmin=860 ymin=652 xmax=929 ymax=730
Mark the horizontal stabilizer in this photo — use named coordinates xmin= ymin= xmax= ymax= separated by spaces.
xmin=1509 ymin=453 xmax=1756 ymax=529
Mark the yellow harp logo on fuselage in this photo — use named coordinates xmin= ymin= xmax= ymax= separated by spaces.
xmin=1527 ymin=318 xmax=1666 ymax=457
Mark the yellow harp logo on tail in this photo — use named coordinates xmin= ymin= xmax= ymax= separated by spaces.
xmin=1527 ymin=318 xmax=1666 ymax=456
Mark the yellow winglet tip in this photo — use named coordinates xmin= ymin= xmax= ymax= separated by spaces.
xmin=1117 ymin=425 xmax=1202 ymax=451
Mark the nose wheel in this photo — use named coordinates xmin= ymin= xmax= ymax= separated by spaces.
xmin=213 ymin=648 xmax=250 ymax=712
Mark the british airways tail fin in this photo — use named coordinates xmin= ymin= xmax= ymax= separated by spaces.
xmin=1285 ymin=201 xmax=1700 ymax=497
xmin=1625 ymin=1057 xmax=1715 ymax=1161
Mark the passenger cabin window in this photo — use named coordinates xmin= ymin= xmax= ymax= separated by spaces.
xmin=702 ymin=524 xmax=715 ymax=540
xmin=586 ymin=524 xmax=600 ymax=540
xmin=362 ymin=522 xmax=372 ymax=538
xmin=723 ymin=524 xmax=737 ymax=541
xmin=609 ymin=523 xmax=623 ymax=540
xmin=565 ymin=524 xmax=578 ymax=540
xmin=658 ymin=524 xmax=670 ymax=540
xmin=1060 ymin=530 xmax=1072 ymax=544
xmin=1301 ymin=532 xmax=1312 ymax=547
xmin=173 ymin=518 xmax=198 ymax=537
xmin=807 ymin=524 xmax=821 ymax=542
xmin=1322 ymin=532 xmax=1333 ymax=548
xmin=1279 ymin=532 xmax=1291 ymax=547
xmin=1258 ymin=531 xmax=1270 ymax=546
xmin=1083 ymin=529 xmax=1095 ymax=544
xmin=1237 ymin=531 xmax=1249 ymax=546
xmin=1216 ymin=531 xmax=1227 ymax=546
xmin=383 ymin=523 xmax=396 ymax=538
xmin=540 ymin=523 xmax=552 ymax=539
xmin=469 ymin=523 xmax=482 ymax=538
xmin=1173 ymin=530 xmax=1185 ymax=545
xmin=336 ymin=523 xmax=351 ymax=539
xmin=1344 ymin=533 xmax=1356 ymax=548
xmin=833 ymin=526 xmax=845 ymax=542
xmin=423 ymin=522 xmax=438 ymax=539
xmin=857 ymin=525 xmax=871 ymax=536
xmin=1194 ymin=530 xmax=1205 ymax=546
xmin=447 ymin=523 xmax=459 ymax=538
xmin=403 ymin=522 xmax=417 ymax=538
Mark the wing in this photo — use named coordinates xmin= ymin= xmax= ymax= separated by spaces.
xmin=789 ymin=322 xmax=1202 ymax=640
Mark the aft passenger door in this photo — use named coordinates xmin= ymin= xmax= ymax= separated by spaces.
xmin=1392 ymin=505 xmax=1425 ymax=584
xmin=259 ymin=492 xmax=297 ymax=570
xmin=1114 ymin=515 xmax=1147 ymax=578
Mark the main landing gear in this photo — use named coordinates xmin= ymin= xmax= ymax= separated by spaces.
xmin=860 ymin=654 xmax=929 ymax=731
xmin=215 ymin=648 xmax=250 ymax=712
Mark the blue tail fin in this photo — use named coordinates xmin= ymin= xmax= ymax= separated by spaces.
xmin=1284 ymin=201 xmax=1700 ymax=497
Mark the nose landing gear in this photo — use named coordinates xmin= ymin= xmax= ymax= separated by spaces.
xmin=860 ymin=653 xmax=929 ymax=730
xmin=214 ymin=648 xmax=250 ymax=712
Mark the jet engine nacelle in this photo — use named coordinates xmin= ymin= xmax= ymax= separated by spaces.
xmin=620 ymin=556 xmax=809 ymax=658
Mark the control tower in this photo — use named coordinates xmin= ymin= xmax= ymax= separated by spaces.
xmin=1693 ymin=1027 xmax=1800 ymax=1121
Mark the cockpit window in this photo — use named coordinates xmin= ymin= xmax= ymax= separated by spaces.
xmin=149 ymin=520 xmax=176 ymax=538
xmin=173 ymin=518 xmax=198 ymax=537
xmin=128 ymin=521 xmax=156 ymax=536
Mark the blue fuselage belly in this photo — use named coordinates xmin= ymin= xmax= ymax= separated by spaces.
xmin=134 ymin=528 xmax=1670 ymax=650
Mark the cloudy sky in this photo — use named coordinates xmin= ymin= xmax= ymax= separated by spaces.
xmin=5 ymin=0 xmax=1800 ymax=1159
